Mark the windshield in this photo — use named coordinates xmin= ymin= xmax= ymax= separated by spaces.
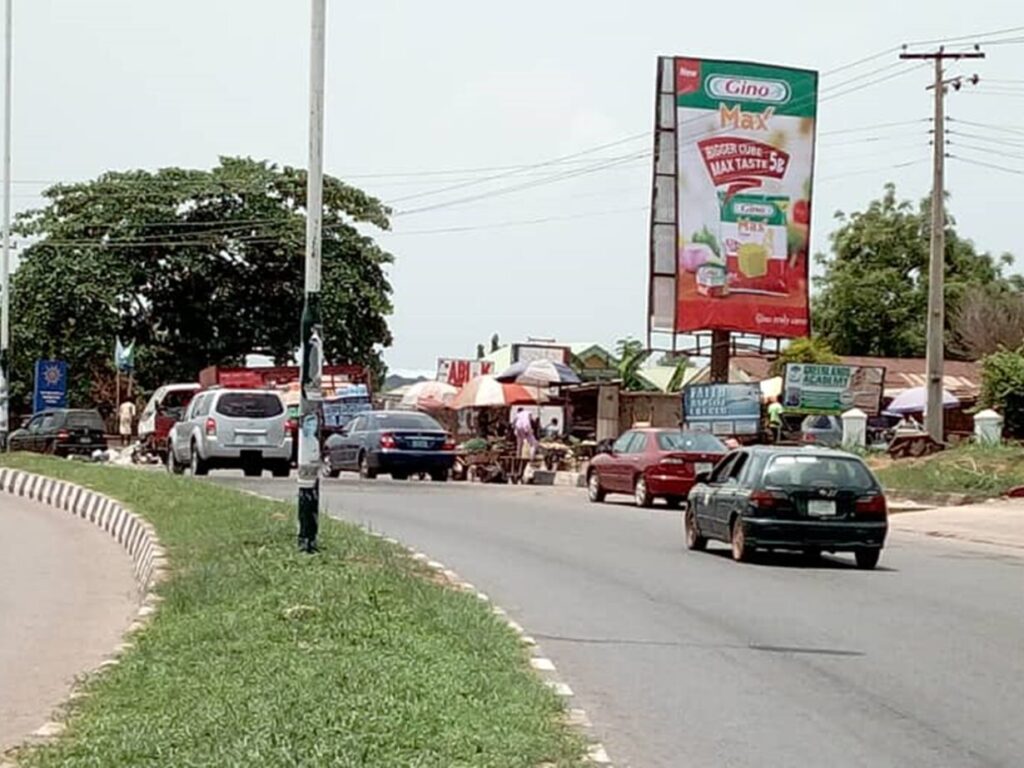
xmin=656 ymin=431 xmax=726 ymax=453
xmin=763 ymin=454 xmax=876 ymax=490
xmin=372 ymin=412 xmax=441 ymax=430
xmin=216 ymin=393 xmax=284 ymax=419
xmin=64 ymin=411 xmax=105 ymax=431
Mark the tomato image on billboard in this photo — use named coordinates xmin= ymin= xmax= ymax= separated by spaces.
xmin=673 ymin=58 xmax=818 ymax=338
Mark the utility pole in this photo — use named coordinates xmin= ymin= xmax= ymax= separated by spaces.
xmin=0 ymin=0 xmax=11 ymax=449
xmin=297 ymin=0 xmax=326 ymax=553
xmin=900 ymin=46 xmax=984 ymax=442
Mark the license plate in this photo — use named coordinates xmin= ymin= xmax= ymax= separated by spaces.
xmin=238 ymin=434 xmax=261 ymax=445
xmin=80 ymin=437 xmax=91 ymax=444
xmin=695 ymin=462 xmax=713 ymax=474
xmin=410 ymin=439 xmax=428 ymax=449
xmin=808 ymin=499 xmax=836 ymax=517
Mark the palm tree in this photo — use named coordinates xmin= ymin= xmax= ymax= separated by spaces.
xmin=616 ymin=338 xmax=652 ymax=391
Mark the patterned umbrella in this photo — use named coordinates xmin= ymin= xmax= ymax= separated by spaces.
xmin=886 ymin=386 xmax=959 ymax=414
xmin=399 ymin=381 xmax=457 ymax=411
xmin=494 ymin=359 xmax=581 ymax=387
xmin=451 ymin=375 xmax=539 ymax=409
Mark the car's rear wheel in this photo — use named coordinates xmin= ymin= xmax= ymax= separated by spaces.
xmin=190 ymin=442 xmax=209 ymax=476
xmin=634 ymin=475 xmax=653 ymax=508
xmin=802 ymin=547 xmax=822 ymax=563
xmin=321 ymin=455 xmax=340 ymax=479
xmin=358 ymin=452 xmax=377 ymax=480
xmin=167 ymin=447 xmax=185 ymax=475
xmin=730 ymin=518 xmax=751 ymax=562
xmin=685 ymin=508 xmax=707 ymax=551
xmin=391 ymin=471 xmax=408 ymax=481
xmin=430 ymin=470 xmax=448 ymax=482
xmin=243 ymin=463 xmax=262 ymax=478
xmin=665 ymin=496 xmax=684 ymax=509
xmin=587 ymin=470 xmax=606 ymax=503
xmin=270 ymin=461 xmax=290 ymax=478
xmin=855 ymin=548 xmax=881 ymax=570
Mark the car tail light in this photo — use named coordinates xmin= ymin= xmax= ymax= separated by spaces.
xmin=205 ymin=418 xmax=217 ymax=437
xmin=57 ymin=429 xmax=70 ymax=440
xmin=750 ymin=489 xmax=788 ymax=510
xmin=856 ymin=493 xmax=888 ymax=518
xmin=442 ymin=434 xmax=456 ymax=451
xmin=380 ymin=432 xmax=396 ymax=449
xmin=803 ymin=434 xmax=816 ymax=443
xmin=661 ymin=456 xmax=685 ymax=465
xmin=285 ymin=419 xmax=298 ymax=436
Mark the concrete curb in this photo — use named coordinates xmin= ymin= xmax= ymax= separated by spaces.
xmin=0 ymin=468 xmax=167 ymax=752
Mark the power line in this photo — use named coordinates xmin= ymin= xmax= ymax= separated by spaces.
xmin=949 ymin=154 xmax=1024 ymax=176
xmin=948 ymin=118 xmax=1024 ymax=136
xmin=949 ymin=142 xmax=1024 ymax=162
xmin=385 ymin=206 xmax=647 ymax=236
xmin=817 ymin=157 xmax=929 ymax=182
xmin=818 ymin=118 xmax=930 ymax=137
xmin=946 ymin=130 xmax=1024 ymax=148
xmin=904 ymin=24 xmax=1024 ymax=47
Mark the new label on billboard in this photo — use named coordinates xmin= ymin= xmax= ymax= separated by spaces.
xmin=511 ymin=344 xmax=570 ymax=365
xmin=782 ymin=363 xmax=885 ymax=415
xmin=437 ymin=358 xmax=494 ymax=388
xmin=649 ymin=57 xmax=817 ymax=339
xmin=683 ymin=382 xmax=762 ymax=436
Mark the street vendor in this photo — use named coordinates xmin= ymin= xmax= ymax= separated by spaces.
xmin=543 ymin=417 xmax=561 ymax=440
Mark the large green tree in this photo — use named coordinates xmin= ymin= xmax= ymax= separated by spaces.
xmin=813 ymin=183 xmax=1016 ymax=359
xmin=9 ymin=157 xmax=393 ymax=411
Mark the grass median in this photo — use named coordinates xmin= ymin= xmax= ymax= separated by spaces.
xmin=2 ymin=455 xmax=585 ymax=768
xmin=871 ymin=444 xmax=1024 ymax=500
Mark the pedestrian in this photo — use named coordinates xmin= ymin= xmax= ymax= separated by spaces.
xmin=767 ymin=396 xmax=784 ymax=443
xmin=543 ymin=417 xmax=561 ymax=440
xmin=118 ymin=399 xmax=136 ymax=447
xmin=513 ymin=407 xmax=537 ymax=459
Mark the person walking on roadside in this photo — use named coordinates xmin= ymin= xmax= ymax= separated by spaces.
xmin=513 ymin=407 xmax=537 ymax=459
xmin=767 ymin=397 xmax=784 ymax=443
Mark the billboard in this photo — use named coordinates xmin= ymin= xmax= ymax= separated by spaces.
xmin=683 ymin=382 xmax=762 ymax=436
xmin=782 ymin=363 xmax=885 ymax=415
xmin=649 ymin=57 xmax=818 ymax=339
xmin=511 ymin=344 xmax=570 ymax=365
xmin=437 ymin=358 xmax=493 ymax=388
xmin=33 ymin=359 xmax=68 ymax=413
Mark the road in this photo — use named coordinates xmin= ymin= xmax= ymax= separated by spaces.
xmin=217 ymin=475 xmax=1024 ymax=768
xmin=0 ymin=494 xmax=138 ymax=752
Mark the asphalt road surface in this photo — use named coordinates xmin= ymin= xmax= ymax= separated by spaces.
xmin=0 ymin=494 xmax=138 ymax=751
xmin=217 ymin=475 xmax=1024 ymax=768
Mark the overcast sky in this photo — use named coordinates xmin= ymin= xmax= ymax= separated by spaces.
xmin=10 ymin=1 xmax=1023 ymax=374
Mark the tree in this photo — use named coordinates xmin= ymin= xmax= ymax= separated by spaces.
xmin=476 ymin=343 xmax=486 ymax=360
xmin=615 ymin=337 xmax=652 ymax=391
xmin=979 ymin=345 xmax=1024 ymax=439
xmin=769 ymin=337 xmax=839 ymax=377
xmin=490 ymin=333 xmax=500 ymax=353
xmin=951 ymin=285 xmax=1024 ymax=360
xmin=9 ymin=157 xmax=394 ymax=411
xmin=813 ymin=183 xmax=1015 ymax=358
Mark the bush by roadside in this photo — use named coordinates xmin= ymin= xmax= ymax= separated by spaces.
xmin=1 ymin=455 xmax=584 ymax=768
xmin=870 ymin=444 xmax=1024 ymax=500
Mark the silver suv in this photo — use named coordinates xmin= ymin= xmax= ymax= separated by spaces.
xmin=167 ymin=388 xmax=292 ymax=477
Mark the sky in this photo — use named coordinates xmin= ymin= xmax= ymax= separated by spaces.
xmin=8 ymin=1 xmax=1023 ymax=376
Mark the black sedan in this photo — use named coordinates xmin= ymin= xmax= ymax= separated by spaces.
xmin=322 ymin=410 xmax=455 ymax=481
xmin=8 ymin=409 xmax=108 ymax=457
xmin=684 ymin=446 xmax=888 ymax=569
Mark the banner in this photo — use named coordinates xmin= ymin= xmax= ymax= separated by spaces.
xmin=115 ymin=338 xmax=135 ymax=372
xmin=33 ymin=359 xmax=68 ymax=413
xmin=683 ymin=382 xmax=762 ymax=436
xmin=511 ymin=344 xmax=570 ymax=364
xmin=669 ymin=57 xmax=817 ymax=337
xmin=782 ymin=363 xmax=885 ymax=415
xmin=436 ymin=358 xmax=493 ymax=388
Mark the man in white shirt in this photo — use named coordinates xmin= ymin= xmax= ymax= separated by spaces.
xmin=119 ymin=400 xmax=136 ymax=446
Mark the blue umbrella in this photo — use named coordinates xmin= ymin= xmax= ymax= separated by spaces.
xmin=886 ymin=386 xmax=958 ymax=414
xmin=495 ymin=359 xmax=581 ymax=387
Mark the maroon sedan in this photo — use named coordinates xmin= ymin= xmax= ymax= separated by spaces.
xmin=587 ymin=429 xmax=727 ymax=508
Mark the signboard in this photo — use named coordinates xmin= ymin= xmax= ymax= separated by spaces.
xmin=683 ymin=382 xmax=762 ymax=436
xmin=436 ymin=358 xmax=493 ymax=388
xmin=648 ymin=57 xmax=817 ymax=339
xmin=33 ymin=360 xmax=68 ymax=413
xmin=512 ymin=344 xmax=570 ymax=364
xmin=323 ymin=384 xmax=372 ymax=429
xmin=782 ymin=363 xmax=885 ymax=415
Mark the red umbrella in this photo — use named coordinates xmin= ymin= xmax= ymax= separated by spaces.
xmin=452 ymin=375 xmax=540 ymax=409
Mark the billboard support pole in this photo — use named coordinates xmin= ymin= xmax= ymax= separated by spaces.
xmin=710 ymin=329 xmax=730 ymax=383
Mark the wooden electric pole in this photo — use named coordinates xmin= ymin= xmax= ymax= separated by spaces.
xmin=900 ymin=46 xmax=984 ymax=442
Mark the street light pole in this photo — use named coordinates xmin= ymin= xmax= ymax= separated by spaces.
xmin=0 ymin=0 xmax=12 ymax=449
xmin=297 ymin=0 xmax=326 ymax=553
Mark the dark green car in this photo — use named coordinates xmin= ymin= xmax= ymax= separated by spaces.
xmin=685 ymin=446 xmax=888 ymax=569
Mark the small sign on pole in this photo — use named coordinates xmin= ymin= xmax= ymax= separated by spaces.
xmin=33 ymin=359 xmax=68 ymax=413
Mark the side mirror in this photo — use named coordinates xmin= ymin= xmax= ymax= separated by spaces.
xmin=695 ymin=471 xmax=710 ymax=484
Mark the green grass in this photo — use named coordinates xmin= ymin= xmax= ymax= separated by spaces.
xmin=2 ymin=455 xmax=584 ymax=768
xmin=872 ymin=444 xmax=1024 ymax=498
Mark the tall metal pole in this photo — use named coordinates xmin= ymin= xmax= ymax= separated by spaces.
xmin=297 ymin=0 xmax=326 ymax=553
xmin=901 ymin=46 xmax=984 ymax=442
xmin=924 ymin=56 xmax=945 ymax=443
xmin=0 ymin=0 xmax=11 ymax=448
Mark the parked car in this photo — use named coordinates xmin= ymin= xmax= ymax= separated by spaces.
xmin=8 ymin=409 xmax=108 ymax=457
xmin=322 ymin=410 xmax=455 ymax=481
xmin=800 ymin=414 xmax=843 ymax=447
xmin=587 ymin=428 xmax=727 ymax=508
xmin=685 ymin=446 xmax=888 ymax=569
xmin=167 ymin=388 xmax=292 ymax=477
